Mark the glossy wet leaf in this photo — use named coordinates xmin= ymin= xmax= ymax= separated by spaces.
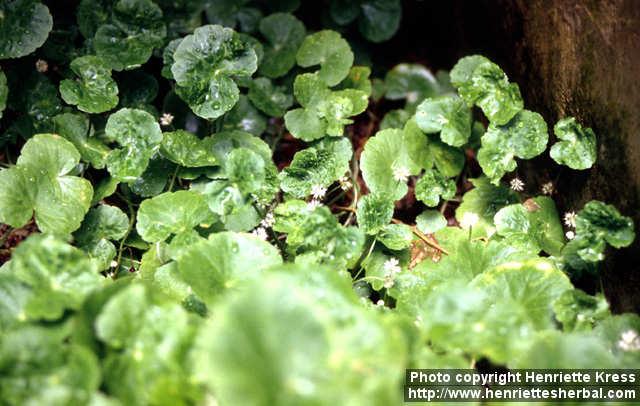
xmin=0 ymin=0 xmax=53 ymax=59
xmin=136 ymin=190 xmax=211 ymax=242
xmin=171 ymin=24 xmax=258 ymax=119
xmin=280 ymin=137 xmax=352 ymax=198
xmin=451 ymin=55 xmax=523 ymax=125
xmin=0 ymin=134 xmax=93 ymax=235
xmin=94 ymin=0 xmax=166 ymax=70
xmin=73 ymin=204 xmax=129 ymax=269
xmin=160 ymin=130 xmax=217 ymax=167
xmin=273 ymin=202 xmax=364 ymax=268
xmin=478 ymin=110 xmax=548 ymax=184
xmin=550 ymin=117 xmax=597 ymax=170
xmin=284 ymin=72 xmax=368 ymax=141
xmin=104 ymin=108 xmax=163 ymax=182
xmin=59 ymin=55 xmax=119 ymax=114
xmin=258 ymin=12 xmax=306 ymax=78
xmin=414 ymin=168 xmax=456 ymax=207
xmin=296 ymin=30 xmax=354 ymax=86
xmin=415 ymin=96 xmax=472 ymax=147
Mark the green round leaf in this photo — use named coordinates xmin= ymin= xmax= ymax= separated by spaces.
xmin=0 ymin=1 xmax=53 ymax=59
xmin=384 ymin=64 xmax=440 ymax=110
xmin=576 ymin=200 xmax=635 ymax=249
xmin=171 ymin=24 xmax=258 ymax=119
xmin=360 ymin=128 xmax=419 ymax=200
xmin=94 ymin=0 xmax=166 ymax=70
xmin=357 ymin=0 xmax=401 ymax=43
xmin=415 ymin=96 xmax=472 ymax=147
xmin=0 ymin=134 xmax=93 ymax=235
xmin=59 ymin=55 xmax=119 ymax=114
xmin=52 ymin=113 xmax=110 ymax=169
xmin=248 ymin=77 xmax=293 ymax=117
xmin=160 ymin=130 xmax=217 ymax=167
xmin=472 ymin=258 xmax=573 ymax=330
xmin=258 ymin=12 xmax=306 ymax=78
xmin=105 ymin=108 xmax=163 ymax=182
xmin=226 ymin=147 xmax=266 ymax=194
xmin=175 ymin=231 xmax=282 ymax=303
xmin=455 ymin=177 xmax=519 ymax=238
xmin=356 ymin=192 xmax=394 ymax=234
xmin=478 ymin=110 xmax=548 ymax=184
xmin=280 ymin=137 xmax=352 ymax=198
xmin=296 ymin=30 xmax=354 ymax=86
xmin=9 ymin=234 xmax=103 ymax=320
xmin=377 ymin=223 xmax=413 ymax=250
xmin=136 ymin=190 xmax=211 ymax=243
xmin=550 ymin=117 xmax=597 ymax=170
xmin=451 ymin=56 xmax=523 ymax=125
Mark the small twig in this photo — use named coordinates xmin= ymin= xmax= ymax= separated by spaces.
xmin=335 ymin=206 xmax=449 ymax=255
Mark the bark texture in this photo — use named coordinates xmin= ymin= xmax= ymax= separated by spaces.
xmin=389 ymin=0 xmax=640 ymax=311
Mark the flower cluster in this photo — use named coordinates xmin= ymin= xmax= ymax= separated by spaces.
xmin=382 ymin=257 xmax=401 ymax=289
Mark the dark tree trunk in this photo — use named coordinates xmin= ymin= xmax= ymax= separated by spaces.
xmin=387 ymin=0 xmax=640 ymax=312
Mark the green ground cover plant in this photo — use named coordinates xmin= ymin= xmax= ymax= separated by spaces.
xmin=0 ymin=1 xmax=637 ymax=405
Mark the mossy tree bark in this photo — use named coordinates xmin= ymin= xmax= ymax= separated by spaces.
xmin=389 ymin=0 xmax=640 ymax=311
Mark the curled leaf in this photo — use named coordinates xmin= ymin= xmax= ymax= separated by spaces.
xmin=550 ymin=117 xmax=597 ymax=170
xmin=296 ymin=30 xmax=354 ymax=86
xmin=0 ymin=134 xmax=93 ymax=235
xmin=105 ymin=108 xmax=163 ymax=182
xmin=59 ymin=55 xmax=119 ymax=114
xmin=171 ymin=24 xmax=258 ymax=119
xmin=0 ymin=1 xmax=52 ymax=59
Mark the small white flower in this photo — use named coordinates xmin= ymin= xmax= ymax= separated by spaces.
xmin=260 ymin=211 xmax=275 ymax=228
xmin=251 ymin=227 xmax=268 ymax=240
xmin=376 ymin=299 xmax=385 ymax=307
xmin=392 ymin=165 xmax=410 ymax=183
xmin=565 ymin=230 xmax=575 ymax=240
xmin=510 ymin=177 xmax=525 ymax=192
xmin=459 ymin=212 xmax=479 ymax=229
xmin=383 ymin=257 xmax=401 ymax=275
xmin=383 ymin=274 xmax=395 ymax=289
xmin=310 ymin=184 xmax=327 ymax=200
xmin=541 ymin=181 xmax=554 ymax=195
xmin=618 ymin=330 xmax=640 ymax=351
xmin=35 ymin=59 xmax=48 ymax=73
xmin=160 ymin=112 xmax=174 ymax=126
xmin=338 ymin=175 xmax=352 ymax=191
xmin=564 ymin=211 xmax=577 ymax=228
xmin=109 ymin=260 xmax=118 ymax=268
xmin=307 ymin=199 xmax=322 ymax=211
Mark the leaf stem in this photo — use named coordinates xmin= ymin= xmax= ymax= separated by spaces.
xmin=115 ymin=196 xmax=137 ymax=273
